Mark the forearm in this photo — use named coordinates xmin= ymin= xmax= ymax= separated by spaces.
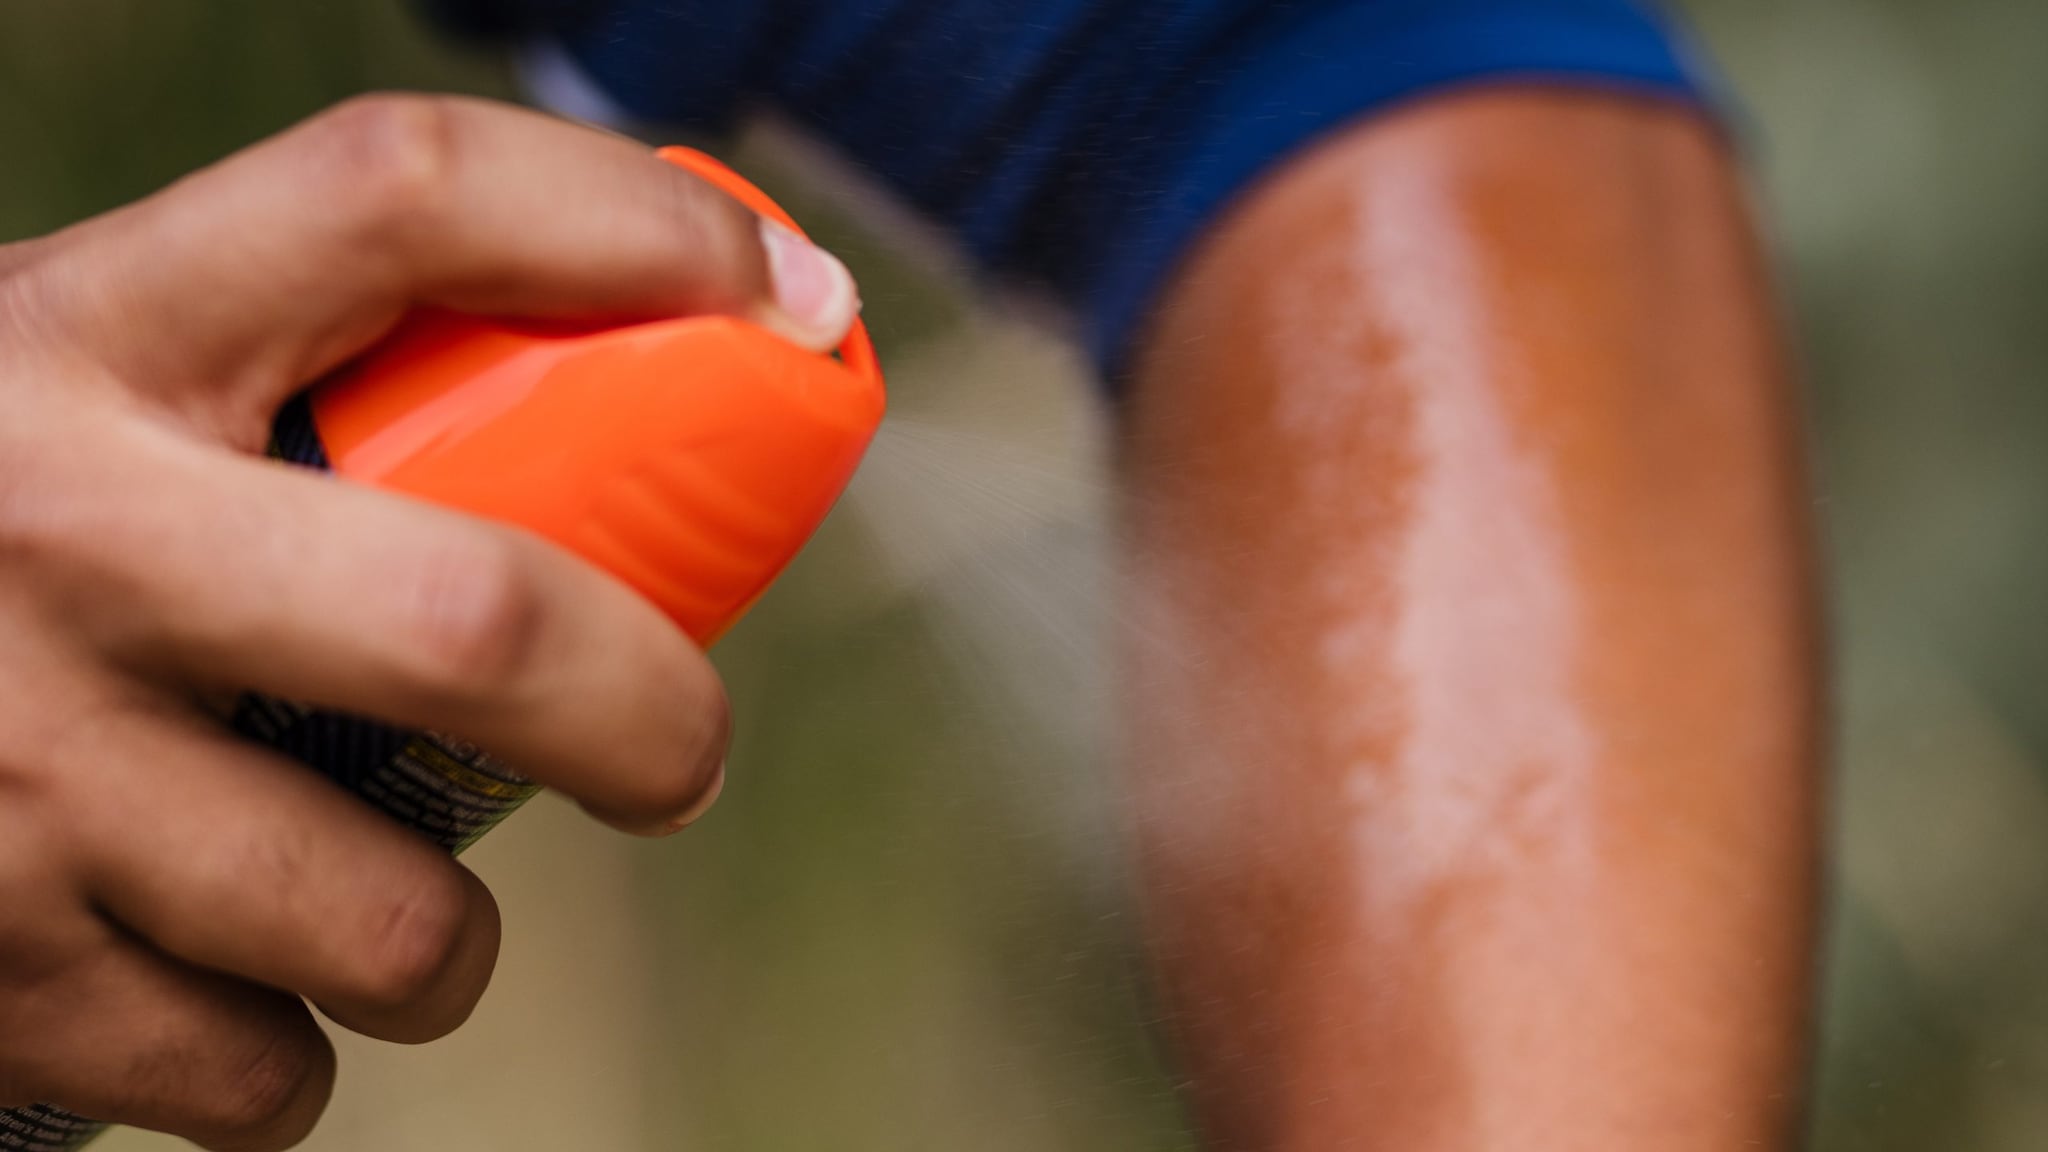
xmin=1121 ymin=89 xmax=1820 ymax=1150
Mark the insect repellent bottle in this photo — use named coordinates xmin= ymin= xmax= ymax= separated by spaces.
xmin=0 ymin=148 xmax=885 ymax=1151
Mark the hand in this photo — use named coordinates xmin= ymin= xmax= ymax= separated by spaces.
xmin=0 ymin=94 xmax=859 ymax=1150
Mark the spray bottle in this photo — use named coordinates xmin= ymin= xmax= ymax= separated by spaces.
xmin=0 ymin=148 xmax=885 ymax=1151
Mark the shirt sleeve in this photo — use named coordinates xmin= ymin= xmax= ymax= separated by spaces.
xmin=426 ymin=0 xmax=1717 ymax=379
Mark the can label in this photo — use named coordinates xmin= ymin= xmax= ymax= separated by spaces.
xmin=0 ymin=1105 xmax=105 ymax=1151
xmin=0 ymin=397 xmax=537 ymax=1148
xmin=229 ymin=695 xmax=538 ymax=854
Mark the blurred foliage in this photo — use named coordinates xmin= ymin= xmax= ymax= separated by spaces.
xmin=1681 ymin=0 xmax=2048 ymax=1146
xmin=8 ymin=1 xmax=2048 ymax=1149
xmin=0 ymin=2 xmax=513 ymax=234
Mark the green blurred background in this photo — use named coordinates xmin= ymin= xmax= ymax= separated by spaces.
xmin=4 ymin=1 xmax=2044 ymax=1148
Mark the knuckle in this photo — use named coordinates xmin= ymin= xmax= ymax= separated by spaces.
xmin=391 ymin=534 xmax=547 ymax=700
xmin=220 ymin=823 xmax=317 ymax=929
xmin=0 ymin=239 xmax=58 ymax=354
xmin=194 ymin=1027 xmax=325 ymax=1141
xmin=0 ymin=237 xmax=66 ymax=337
xmin=346 ymin=866 xmax=469 ymax=1011
xmin=309 ymin=93 xmax=462 ymax=248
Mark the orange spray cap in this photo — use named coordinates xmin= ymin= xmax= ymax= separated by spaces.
xmin=309 ymin=147 xmax=886 ymax=645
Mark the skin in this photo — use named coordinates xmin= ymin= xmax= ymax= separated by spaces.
xmin=0 ymin=95 xmax=856 ymax=1150
xmin=1123 ymin=88 xmax=1821 ymax=1150
xmin=0 ymin=84 xmax=1814 ymax=1151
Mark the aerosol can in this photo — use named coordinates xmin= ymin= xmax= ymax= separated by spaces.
xmin=0 ymin=147 xmax=885 ymax=1151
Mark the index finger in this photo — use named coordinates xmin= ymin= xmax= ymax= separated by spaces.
xmin=34 ymin=93 xmax=859 ymax=446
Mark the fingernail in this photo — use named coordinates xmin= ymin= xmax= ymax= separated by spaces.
xmin=759 ymin=219 xmax=859 ymax=348
xmin=664 ymin=760 xmax=727 ymax=835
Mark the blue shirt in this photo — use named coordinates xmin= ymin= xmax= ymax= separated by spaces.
xmin=430 ymin=0 xmax=1712 ymax=378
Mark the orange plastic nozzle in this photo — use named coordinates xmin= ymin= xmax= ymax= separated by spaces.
xmin=310 ymin=148 xmax=886 ymax=645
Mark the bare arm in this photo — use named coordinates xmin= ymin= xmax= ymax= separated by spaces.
xmin=1121 ymin=88 xmax=1820 ymax=1150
